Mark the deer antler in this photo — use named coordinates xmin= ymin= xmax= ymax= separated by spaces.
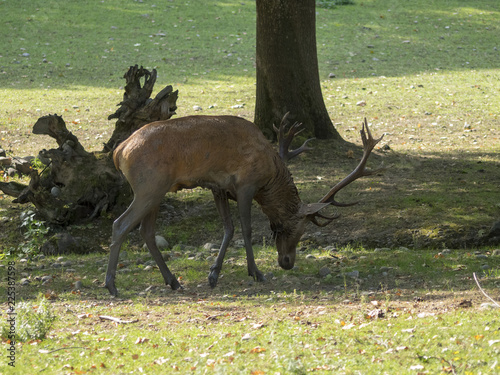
xmin=319 ymin=118 xmax=384 ymax=207
xmin=273 ymin=112 xmax=315 ymax=163
xmin=308 ymin=210 xmax=341 ymax=227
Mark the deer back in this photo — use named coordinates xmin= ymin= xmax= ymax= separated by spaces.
xmin=113 ymin=116 xmax=278 ymax=197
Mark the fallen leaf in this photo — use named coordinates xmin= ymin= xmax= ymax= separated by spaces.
xmin=442 ymin=365 xmax=456 ymax=373
xmin=99 ymin=315 xmax=139 ymax=324
xmin=342 ymin=323 xmax=356 ymax=330
xmin=366 ymin=309 xmax=385 ymax=319
xmin=458 ymin=299 xmax=472 ymax=308
xmin=250 ymin=346 xmax=266 ymax=353
xmin=207 ymin=359 xmax=216 ymax=366
xmin=251 ymin=322 xmax=265 ymax=329
xmin=402 ymin=327 xmax=416 ymax=333
xmin=44 ymin=291 xmax=58 ymax=300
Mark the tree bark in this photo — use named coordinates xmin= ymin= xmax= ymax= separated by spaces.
xmin=255 ymin=0 xmax=341 ymax=140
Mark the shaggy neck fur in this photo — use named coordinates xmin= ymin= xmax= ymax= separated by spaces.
xmin=255 ymin=155 xmax=303 ymax=231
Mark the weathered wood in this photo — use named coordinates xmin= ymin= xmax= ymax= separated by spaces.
xmin=0 ymin=65 xmax=178 ymax=225
xmin=12 ymin=135 xmax=126 ymax=225
xmin=0 ymin=180 xmax=26 ymax=197
xmin=104 ymin=65 xmax=178 ymax=152
xmin=33 ymin=114 xmax=90 ymax=157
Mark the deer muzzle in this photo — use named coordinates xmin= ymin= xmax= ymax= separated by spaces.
xmin=278 ymin=253 xmax=295 ymax=270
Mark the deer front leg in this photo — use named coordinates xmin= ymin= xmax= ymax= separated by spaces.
xmin=208 ymin=189 xmax=234 ymax=288
xmin=105 ymin=201 xmax=148 ymax=296
xmin=140 ymin=208 xmax=181 ymax=290
xmin=105 ymin=240 xmax=121 ymax=297
xmin=237 ymin=187 xmax=266 ymax=283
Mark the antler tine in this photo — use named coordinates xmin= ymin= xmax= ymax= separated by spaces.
xmin=274 ymin=112 xmax=315 ymax=163
xmin=309 ymin=211 xmax=341 ymax=227
xmin=318 ymin=118 xmax=384 ymax=206
xmin=272 ymin=112 xmax=290 ymax=140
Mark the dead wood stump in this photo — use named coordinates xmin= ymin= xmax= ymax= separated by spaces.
xmin=0 ymin=65 xmax=178 ymax=225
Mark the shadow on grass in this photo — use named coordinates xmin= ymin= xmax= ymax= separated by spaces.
xmin=279 ymin=138 xmax=500 ymax=250
xmin=10 ymin=246 xmax=497 ymax=308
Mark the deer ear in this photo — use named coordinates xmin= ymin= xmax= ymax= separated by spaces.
xmin=299 ymin=202 xmax=331 ymax=216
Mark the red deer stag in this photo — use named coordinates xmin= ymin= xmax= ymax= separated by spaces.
xmin=105 ymin=115 xmax=382 ymax=296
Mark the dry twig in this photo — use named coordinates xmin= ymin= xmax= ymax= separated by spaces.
xmin=98 ymin=315 xmax=139 ymax=324
xmin=473 ymin=272 xmax=500 ymax=308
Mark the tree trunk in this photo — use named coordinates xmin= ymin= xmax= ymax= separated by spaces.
xmin=0 ymin=65 xmax=178 ymax=225
xmin=255 ymin=0 xmax=341 ymax=140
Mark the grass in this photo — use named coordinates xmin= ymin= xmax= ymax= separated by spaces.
xmin=4 ymin=0 xmax=498 ymax=249
xmin=1 ymin=247 xmax=499 ymax=374
xmin=7 ymin=302 xmax=499 ymax=374
xmin=1 ymin=0 xmax=500 ymax=373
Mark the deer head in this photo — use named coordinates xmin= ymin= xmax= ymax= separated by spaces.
xmin=270 ymin=116 xmax=384 ymax=270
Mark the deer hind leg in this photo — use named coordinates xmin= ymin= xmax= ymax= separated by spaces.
xmin=105 ymin=192 xmax=165 ymax=296
xmin=208 ymin=189 xmax=235 ymax=288
xmin=140 ymin=208 xmax=181 ymax=290
xmin=237 ymin=186 xmax=266 ymax=283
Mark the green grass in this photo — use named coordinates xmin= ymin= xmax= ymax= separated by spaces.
xmin=2 ymin=0 xmax=498 ymax=153
xmin=1 ymin=1 xmax=500 ymax=373
xmin=7 ymin=302 xmax=499 ymax=374
xmin=1 ymin=247 xmax=499 ymax=374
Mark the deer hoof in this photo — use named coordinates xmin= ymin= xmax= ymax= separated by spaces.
xmin=105 ymin=274 xmax=118 ymax=296
xmin=170 ymin=277 xmax=182 ymax=290
xmin=251 ymin=270 xmax=266 ymax=283
xmin=208 ymin=270 xmax=219 ymax=288
xmin=105 ymin=283 xmax=118 ymax=296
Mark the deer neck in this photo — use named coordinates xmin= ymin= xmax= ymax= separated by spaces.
xmin=255 ymin=158 xmax=302 ymax=228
